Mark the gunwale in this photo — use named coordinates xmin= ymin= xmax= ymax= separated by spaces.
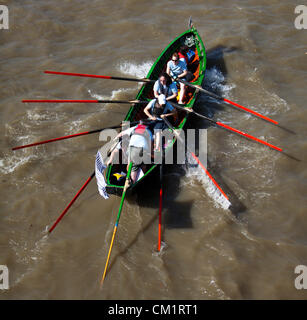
xmin=106 ymin=26 xmax=206 ymax=192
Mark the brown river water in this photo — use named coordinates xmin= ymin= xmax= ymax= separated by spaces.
xmin=1 ymin=0 xmax=307 ymax=300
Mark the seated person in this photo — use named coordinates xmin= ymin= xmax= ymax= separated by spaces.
xmin=166 ymin=52 xmax=187 ymax=104
xmin=153 ymin=72 xmax=178 ymax=103
xmin=143 ymin=94 xmax=176 ymax=151
xmin=178 ymin=45 xmax=195 ymax=81
xmin=115 ymin=121 xmax=153 ymax=183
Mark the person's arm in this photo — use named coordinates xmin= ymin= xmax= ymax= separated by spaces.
xmin=144 ymin=101 xmax=157 ymax=121
xmin=153 ymin=81 xmax=160 ymax=99
xmin=107 ymin=148 xmax=119 ymax=166
xmin=177 ymin=61 xmax=188 ymax=79
xmin=160 ymin=104 xmax=176 ymax=119
xmin=166 ymin=83 xmax=178 ymax=101
xmin=178 ymin=69 xmax=188 ymax=78
xmin=166 ymin=61 xmax=171 ymax=77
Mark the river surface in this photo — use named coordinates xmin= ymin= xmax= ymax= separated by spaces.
xmin=1 ymin=0 xmax=307 ymax=299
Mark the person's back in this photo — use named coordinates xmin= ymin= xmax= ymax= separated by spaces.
xmin=129 ymin=124 xmax=152 ymax=151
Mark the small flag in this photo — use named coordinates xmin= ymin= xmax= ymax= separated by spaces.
xmin=95 ymin=150 xmax=109 ymax=199
xmin=113 ymin=172 xmax=126 ymax=181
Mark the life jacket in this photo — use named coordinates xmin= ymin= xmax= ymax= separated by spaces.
xmin=157 ymin=82 xmax=170 ymax=97
xmin=178 ymin=52 xmax=189 ymax=65
xmin=132 ymin=124 xmax=153 ymax=140
xmin=186 ymin=49 xmax=195 ymax=62
xmin=133 ymin=124 xmax=147 ymax=135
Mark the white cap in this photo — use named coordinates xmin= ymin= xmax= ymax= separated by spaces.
xmin=158 ymin=94 xmax=166 ymax=105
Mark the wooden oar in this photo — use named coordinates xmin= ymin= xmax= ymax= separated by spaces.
xmin=100 ymin=162 xmax=133 ymax=288
xmin=43 ymin=70 xmax=278 ymax=125
xmin=169 ymin=102 xmax=283 ymax=152
xmin=12 ymin=121 xmax=140 ymax=151
xmin=163 ymin=117 xmax=229 ymax=201
xmin=22 ymin=99 xmax=148 ymax=104
xmin=158 ymin=163 xmax=163 ymax=252
xmin=44 ymin=70 xmax=154 ymax=83
xmin=48 ymin=140 xmax=120 ymax=233
xmin=48 ymin=172 xmax=95 ymax=233
xmin=176 ymin=78 xmax=279 ymax=125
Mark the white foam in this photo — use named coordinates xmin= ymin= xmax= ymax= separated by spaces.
xmin=88 ymin=87 xmax=136 ymax=101
xmin=118 ymin=60 xmax=154 ymax=78
xmin=204 ymin=67 xmax=236 ymax=98
xmin=185 ymin=160 xmax=231 ymax=210
xmin=0 ymin=154 xmax=38 ymax=174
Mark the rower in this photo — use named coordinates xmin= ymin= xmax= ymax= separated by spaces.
xmin=143 ymin=94 xmax=176 ymax=152
xmin=153 ymin=72 xmax=178 ymax=103
xmin=166 ymin=52 xmax=188 ymax=104
xmin=115 ymin=121 xmax=153 ymax=184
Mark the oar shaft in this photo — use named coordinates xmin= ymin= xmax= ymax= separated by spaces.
xmin=100 ymin=162 xmax=133 ymax=288
xmin=163 ymin=118 xmax=229 ymax=201
xmin=158 ymin=164 xmax=163 ymax=252
xmin=12 ymin=121 xmax=141 ymax=151
xmin=44 ymin=70 xmax=154 ymax=83
xmin=48 ymin=172 xmax=95 ymax=233
xmin=169 ymin=102 xmax=282 ymax=153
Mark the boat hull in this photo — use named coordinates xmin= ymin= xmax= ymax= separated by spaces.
xmin=106 ymin=26 xmax=206 ymax=195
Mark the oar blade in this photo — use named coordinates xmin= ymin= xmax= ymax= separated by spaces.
xmin=216 ymin=122 xmax=283 ymax=152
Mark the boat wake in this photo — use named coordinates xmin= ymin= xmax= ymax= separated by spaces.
xmin=185 ymin=153 xmax=231 ymax=210
xmin=118 ymin=60 xmax=154 ymax=78
xmin=88 ymin=87 xmax=137 ymax=101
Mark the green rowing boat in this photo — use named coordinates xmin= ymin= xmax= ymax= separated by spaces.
xmin=105 ymin=24 xmax=206 ymax=194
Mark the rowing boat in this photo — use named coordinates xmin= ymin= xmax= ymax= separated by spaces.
xmin=105 ymin=24 xmax=207 ymax=195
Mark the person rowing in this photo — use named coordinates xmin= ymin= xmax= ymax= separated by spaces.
xmin=153 ymin=72 xmax=178 ymax=103
xmin=143 ymin=94 xmax=176 ymax=152
xmin=166 ymin=52 xmax=188 ymax=104
xmin=114 ymin=121 xmax=153 ymax=184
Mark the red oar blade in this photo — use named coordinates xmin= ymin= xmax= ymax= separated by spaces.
xmin=45 ymin=70 xmax=113 ymax=80
xmin=44 ymin=70 xmax=153 ymax=83
xmin=223 ymin=98 xmax=278 ymax=125
xmin=12 ymin=131 xmax=91 ymax=150
xmin=22 ymin=99 xmax=147 ymax=104
xmin=177 ymin=79 xmax=278 ymax=125
xmin=216 ymin=122 xmax=283 ymax=152
xmin=190 ymin=152 xmax=229 ymax=201
xmin=48 ymin=172 xmax=95 ymax=233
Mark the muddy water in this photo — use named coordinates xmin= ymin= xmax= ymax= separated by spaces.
xmin=1 ymin=0 xmax=307 ymax=299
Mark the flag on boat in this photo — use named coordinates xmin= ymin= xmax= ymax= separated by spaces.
xmin=95 ymin=150 xmax=109 ymax=199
